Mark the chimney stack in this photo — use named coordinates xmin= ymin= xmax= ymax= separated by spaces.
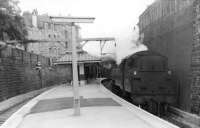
xmin=32 ymin=9 xmax=38 ymax=28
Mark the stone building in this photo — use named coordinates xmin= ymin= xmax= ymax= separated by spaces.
xmin=22 ymin=9 xmax=81 ymax=60
xmin=139 ymin=0 xmax=192 ymax=32
xmin=138 ymin=0 xmax=200 ymax=113
xmin=22 ymin=9 xmax=102 ymax=86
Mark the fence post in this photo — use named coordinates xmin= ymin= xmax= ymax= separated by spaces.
xmin=30 ymin=53 xmax=32 ymax=66
xmin=21 ymin=51 xmax=24 ymax=64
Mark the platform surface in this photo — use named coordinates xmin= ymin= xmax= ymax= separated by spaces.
xmin=7 ymin=84 xmax=179 ymax=128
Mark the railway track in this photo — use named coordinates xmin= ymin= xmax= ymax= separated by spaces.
xmin=0 ymin=86 xmax=53 ymax=126
xmin=101 ymin=80 xmax=198 ymax=128
xmin=162 ymin=106 xmax=200 ymax=128
xmin=162 ymin=113 xmax=191 ymax=128
xmin=0 ymin=99 xmax=30 ymax=126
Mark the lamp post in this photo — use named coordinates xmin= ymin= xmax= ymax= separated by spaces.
xmin=50 ymin=16 xmax=95 ymax=116
xmin=35 ymin=61 xmax=42 ymax=88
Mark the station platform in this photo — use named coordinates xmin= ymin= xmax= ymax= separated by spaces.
xmin=1 ymin=83 xmax=179 ymax=128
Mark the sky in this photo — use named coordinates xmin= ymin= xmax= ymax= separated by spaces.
xmin=18 ymin=0 xmax=154 ymax=63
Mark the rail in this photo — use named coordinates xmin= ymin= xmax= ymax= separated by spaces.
xmin=167 ymin=106 xmax=200 ymax=127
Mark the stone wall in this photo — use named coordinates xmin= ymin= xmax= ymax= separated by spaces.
xmin=0 ymin=46 xmax=72 ymax=101
xmin=190 ymin=0 xmax=200 ymax=114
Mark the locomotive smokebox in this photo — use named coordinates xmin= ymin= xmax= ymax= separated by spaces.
xmin=100 ymin=55 xmax=117 ymax=69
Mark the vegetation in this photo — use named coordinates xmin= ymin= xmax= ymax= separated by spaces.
xmin=0 ymin=0 xmax=27 ymax=41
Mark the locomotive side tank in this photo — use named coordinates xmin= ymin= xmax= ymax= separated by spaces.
xmin=110 ymin=50 xmax=178 ymax=115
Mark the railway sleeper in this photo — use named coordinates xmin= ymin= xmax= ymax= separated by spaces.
xmin=166 ymin=106 xmax=200 ymax=128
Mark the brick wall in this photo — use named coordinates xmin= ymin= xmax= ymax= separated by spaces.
xmin=190 ymin=0 xmax=200 ymax=115
xmin=140 ymin=5 xmax=194 ymax=111
xmin=138 ymin=0 xmax=200 ymax=115
xmin=0 ymin=46 xmax=72 ymax=101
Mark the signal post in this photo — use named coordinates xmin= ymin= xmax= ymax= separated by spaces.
xmin=50 ymin=16 xmax=95 ymax=116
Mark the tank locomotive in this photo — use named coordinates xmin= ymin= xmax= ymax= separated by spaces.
xmin=108 ymin=51 xmax=178 ymax=115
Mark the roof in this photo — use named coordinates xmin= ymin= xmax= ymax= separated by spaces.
xmin=81 ymin=37 xmax=115 ymax=41
xmin=123 ymin=50 xmax=166 ymax=60
xmin=37 ymin=14 xmax=51 ymax=23
xmin=119 ymin=50 xmax=167 ymax=67
xmin=55 ymin=51 xmax=101 ymax=64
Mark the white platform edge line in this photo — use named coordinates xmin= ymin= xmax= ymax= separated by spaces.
xmin=99 ymin=84 xmax=180 ymax=128
xmin=0 ymin=85 xmax=61 ymax=128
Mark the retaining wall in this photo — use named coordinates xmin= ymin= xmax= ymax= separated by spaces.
xmin=190 ymin=0 xmax=200 ymax=114
xmin=0 ymin=46 xmax=72 ymax=102
xmin=141 ymin=5 xmax=194 ymax=111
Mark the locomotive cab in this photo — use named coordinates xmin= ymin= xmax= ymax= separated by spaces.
xmin=123 ymin=51 xmax=177 ymax=115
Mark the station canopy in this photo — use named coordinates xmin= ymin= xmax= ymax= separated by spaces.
xmin=100 ymin=54 xmax=116 ymax=62
xmin=55 ymin=51 xmax=101 ymax=64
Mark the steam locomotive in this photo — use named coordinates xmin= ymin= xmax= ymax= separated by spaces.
xmin=102 ymin=50 xmax=178 ymax=115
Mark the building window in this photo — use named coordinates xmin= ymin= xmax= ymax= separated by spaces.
xmin=65 ymin=41 xmax=68 ymax=48
xmin=44 ymin=23 xmax=48 ymax=29
xmin=48 ymin=23 xmax=51 ymax=29
xmin=65 ymin=30 xmax=68 ymax=39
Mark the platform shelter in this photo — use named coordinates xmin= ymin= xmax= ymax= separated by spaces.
xmin=54 ymin=51 xmax=103 ymax=85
